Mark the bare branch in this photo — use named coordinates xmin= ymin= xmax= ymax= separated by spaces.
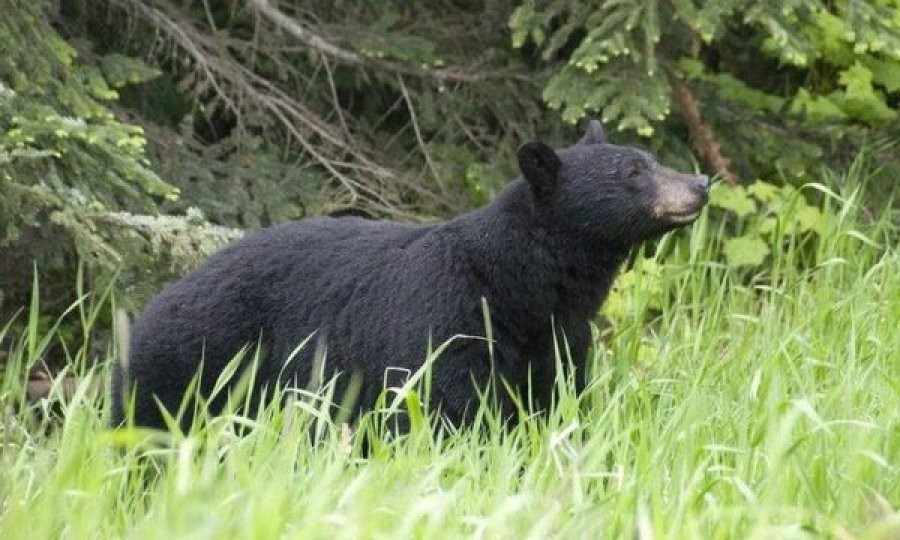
xmin=247 ymin=0 xmax=517 ymax=85
xmin=108 ymin=0 xmax=438 ymax=217
xmin=397 ymin=75 xmax=446 ymax=196
xmin=674 ymin=81 xmax=740 ymax=185
xmin=673 ymin=31 xmax=739 ymax=185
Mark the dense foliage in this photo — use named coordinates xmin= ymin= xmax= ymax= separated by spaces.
xmin=0 ymin=0 xmax=898 ymax=336
xmin=511 ymin=0 xmax=900 ymax=180
xmin=0 ymin=1 xmax=243 ymax=317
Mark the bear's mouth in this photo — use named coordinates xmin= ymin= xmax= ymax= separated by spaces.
xmin=665 ymin=208 xmax=703 ymax=224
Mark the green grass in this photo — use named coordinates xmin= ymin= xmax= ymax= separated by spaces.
xmin=1 ymin=166 xmax=898 ymax=539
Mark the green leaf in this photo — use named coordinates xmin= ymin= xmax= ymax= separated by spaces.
xmin=602 ymin=285 xmax=626 ymax=320
xmin=747 ymin=181 xmax=781 ymax=203
xmin=709 ymin=185 xmax=756 ymax=217
xmin=790 ymin=88 xmax=848 ymax=122
xmin=758 ymin=217 xmax=778 ymax=235
xmin=811 ymin=8 xmax=854 ymax=65
xmin=796 ymin=205 xmax=824 ymax=233
xmin=840 ymin=62 xmax=876 ymax=95
xmin=509 ymin=3 xmax=539 ymax=48
xmin=677 ymin=57 xmax=705 ymax=78
xmin=837 ymin=62 xmax=897 ymax=124
xmin=863 ymin=56 xmax=900 ymax=93
xmin=724 ymin=236 xmax=771 ymax=267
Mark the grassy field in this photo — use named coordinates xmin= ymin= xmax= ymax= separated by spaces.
xmin=1 ymin=166 xmax=898 ymax=539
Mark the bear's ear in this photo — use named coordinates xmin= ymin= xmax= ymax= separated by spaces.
xmin=518 ymin=142 xmax=561 ymax=197
xmin=578 ymin=119 xmax=606 ymax=145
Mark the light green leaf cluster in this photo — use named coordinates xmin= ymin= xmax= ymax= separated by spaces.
xmin=0 ymin=1 xmax=235 ymax=313
xmin=510 ymin=0 xmax=900 ymax=135
xmin=0 ymin=3 xmax=178 ymax=256
xmin=709 ymin=181 xmax=828 ymax=268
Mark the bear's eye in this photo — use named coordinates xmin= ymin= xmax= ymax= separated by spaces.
xmin=627 ymin=161 xmax=646 ymax=179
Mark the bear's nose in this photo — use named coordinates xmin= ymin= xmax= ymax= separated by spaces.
xmin=693 ymin=174 xmax=710 ymax=193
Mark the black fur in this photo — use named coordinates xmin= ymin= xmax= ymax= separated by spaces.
xmin=111 ymin=120 xmax=709 ymax=430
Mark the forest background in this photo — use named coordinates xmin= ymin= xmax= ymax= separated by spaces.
xmin=1 ymin=0 xmax=899 ymax=354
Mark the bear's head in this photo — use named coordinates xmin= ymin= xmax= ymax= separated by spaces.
xmin=518 ymin=120 xmax=709 ymax=245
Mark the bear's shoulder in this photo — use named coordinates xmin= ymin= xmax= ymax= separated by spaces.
xmin=219 ymin=216 xmax=434 ymax=256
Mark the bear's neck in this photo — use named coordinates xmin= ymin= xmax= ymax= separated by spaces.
xmin=443 ymin=179 xmax=630 ymax=331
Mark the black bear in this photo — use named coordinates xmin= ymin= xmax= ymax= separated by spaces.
xmin=111 ymin=120 xmax=709 ymax=430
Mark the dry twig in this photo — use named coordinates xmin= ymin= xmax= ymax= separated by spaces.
xmin=109 ymin=0 xmax=438 ymax=217
xmin=247 ymin=0 xmax=518 ymax=85
xmin=674 ymin=81 xmax=740 ymax=185
xmin=397 ymin=75 xmax=446 ymax=196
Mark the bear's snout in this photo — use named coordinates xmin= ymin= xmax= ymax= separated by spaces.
xmin=652 ymin=167 xmax=709 ymax=224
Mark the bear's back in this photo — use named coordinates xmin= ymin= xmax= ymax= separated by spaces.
xmin=135 ymin=216 xmax=436 ymax=332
